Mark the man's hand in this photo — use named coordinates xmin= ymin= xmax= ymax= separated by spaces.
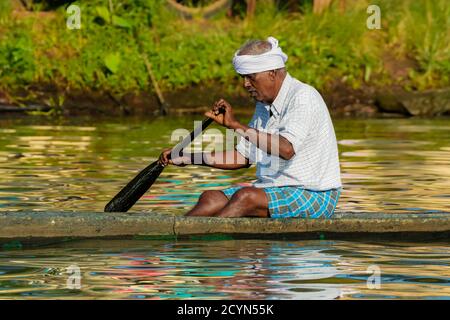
xmin=158 ymin=148 xmax=191 ymax=167
xmin=205 ymin=99 xmax=240 ymax=129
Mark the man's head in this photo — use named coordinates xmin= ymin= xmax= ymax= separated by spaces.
xmin=233 ymin=37 xmax=288 ymax=104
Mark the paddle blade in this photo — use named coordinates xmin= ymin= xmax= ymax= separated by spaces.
xmin=104 ymin=161 xmax=165 ymax=212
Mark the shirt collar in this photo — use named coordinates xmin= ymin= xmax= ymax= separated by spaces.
xmin=269 ymin=73 xmax=292 ymax=118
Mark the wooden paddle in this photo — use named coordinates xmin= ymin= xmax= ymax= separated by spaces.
xmin=104 ymin=115 xmax=218 ymax=212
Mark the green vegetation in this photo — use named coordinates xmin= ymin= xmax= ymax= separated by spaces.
xmin=392 ymin=1 xmax=450 ymax=89
xmin=0 ymin=0 xmax=448 ymax=103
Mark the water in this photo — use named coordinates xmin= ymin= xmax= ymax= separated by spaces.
xmin=1 ymin=116 xmax=449 ymax=213
xmin=0 ymin=115 xmax=449 ymax=299
xmin=0 ymin=239 xmax=448 ymax=299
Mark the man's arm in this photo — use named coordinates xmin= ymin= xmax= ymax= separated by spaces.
xmin=158 ymin=149 xmax=251 ymax=170
xmin=231 ymin=123 xmax=295 ymax=160
xmin=206 ymin=99 xmax=295 ymax=160
xmin=186 ymin=150 xmax=251 ymax=170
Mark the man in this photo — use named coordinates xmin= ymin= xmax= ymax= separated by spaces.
xmin=159 ymin=36 xmax=342 ymax=218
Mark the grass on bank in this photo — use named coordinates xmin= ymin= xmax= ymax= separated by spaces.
xmin=0 ymin=0 xmax=448 ymax=101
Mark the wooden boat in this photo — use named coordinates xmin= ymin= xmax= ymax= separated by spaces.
xmin=0 ymin=211 xmax=449 ymax=247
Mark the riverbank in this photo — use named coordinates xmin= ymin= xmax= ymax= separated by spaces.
xmin=1 ymin=80 xmax=449 ymax=118
xmin=0 ymin=0 xmax=449 ymax=117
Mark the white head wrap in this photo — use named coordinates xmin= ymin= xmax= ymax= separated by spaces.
xmin=232 ymin=36 xmax=288 ymax=75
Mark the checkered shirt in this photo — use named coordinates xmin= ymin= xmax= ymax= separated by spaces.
xmin=236 ymin=73 xmax=342 ymax=191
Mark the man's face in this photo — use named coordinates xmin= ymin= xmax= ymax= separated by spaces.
xmin=241 ymin=71 xmax=275 ymax=103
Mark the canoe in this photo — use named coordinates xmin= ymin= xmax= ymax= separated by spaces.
xmin=0 ymin=211 xmax=449 ymax=247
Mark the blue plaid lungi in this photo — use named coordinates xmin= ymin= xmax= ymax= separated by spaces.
xmin=222 ymin=186 xmax=341 ymax=219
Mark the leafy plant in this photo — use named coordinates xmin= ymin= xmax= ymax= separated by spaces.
xmin=0 ymin=24 xmax=35 ymax=87
xmin=104 ymin=53 xmax=121 ymax=74
xmin=0 ymin=0 xmax=448 ymax=106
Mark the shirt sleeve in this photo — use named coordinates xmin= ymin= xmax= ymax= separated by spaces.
xmin=278 ymin=89 xmax=315 ymax=155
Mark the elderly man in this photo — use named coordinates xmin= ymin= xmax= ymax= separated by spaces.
xmin=159 ymin=37 xmax=342 ymax=218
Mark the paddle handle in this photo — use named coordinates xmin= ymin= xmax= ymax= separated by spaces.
xmin=104 ymin=113 xmax=218 ymax=212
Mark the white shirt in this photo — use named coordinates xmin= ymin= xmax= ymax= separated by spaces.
xmin=236 ymin=73 xmax=342 ymax=191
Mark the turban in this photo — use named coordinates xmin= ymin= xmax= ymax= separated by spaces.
xmin=232 ymin=36 xmax=288 ymax=75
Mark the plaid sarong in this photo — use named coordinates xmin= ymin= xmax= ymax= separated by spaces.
xmin=222 ymin=186 xmax=341 ymax=219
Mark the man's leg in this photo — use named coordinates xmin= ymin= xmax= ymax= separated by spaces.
xmin=185 ymin=190 xmax=229 ymax=216
xmin=215 ymin=187 xmax=269 ymax=218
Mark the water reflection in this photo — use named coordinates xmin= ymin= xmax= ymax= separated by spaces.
xmin=1 ymin=116 xmax=449 ymax=213
xmin=0 ymin=240 xmax=448 ymax=299
xmin=1 ymin=116 xmax=448 ymax=299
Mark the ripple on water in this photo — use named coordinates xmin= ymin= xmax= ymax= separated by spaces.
xmin=0 ymin=117 xmax=449 ymax=299
xmin=0 ymin=240 xmax=448 ymax=299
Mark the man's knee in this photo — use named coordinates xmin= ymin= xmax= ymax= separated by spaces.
xmin=231 ymin=187 xmax=263 ymax=208
xmin=199 ymin=190 xmax=227 ymax=206
xmin=186 ymin=190 xmax=228 ymax=216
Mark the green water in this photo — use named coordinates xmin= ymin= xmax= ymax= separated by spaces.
xmin=0 ymin=115 xmax=449 ymax=299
